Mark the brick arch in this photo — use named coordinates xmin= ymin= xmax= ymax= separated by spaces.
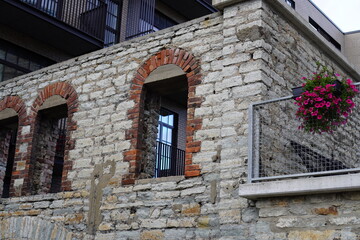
xmin=0 ymin=95 xmax=27 ymax=124
xmin=0 ymin=96 xmax=27 ymax=197
xmin=20 ymin=82 xmax=78 ymax=195
xmin=122 ymin=48 xmax=203 ymax=185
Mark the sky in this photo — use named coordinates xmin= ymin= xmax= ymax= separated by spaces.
xmin=311 ymin=0 xmax=360 ymax=32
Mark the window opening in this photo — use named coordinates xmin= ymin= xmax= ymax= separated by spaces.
xmin=0 ymin=117 xmax=18 ymax=198
xmin=49 ymin=117 xmax=67 ymax=193
xmin=126 ymin=0 xmax=155 ymax=39
xmin=153 ymin=10 xmax=177 ymax=31
xmin=309 ymin=17 xmax=341 ymax=50
xmin=21 ymin=0 xmax=61 ymax=17
xmin=0 ymin=39 xmax=54 ymax=82
xmin=84 ymin=0 xmax=121 ymax=46
xmin=155 ymin=108 xmax=184 ymax=177
xmin=285 ymin=0 xmax=295 ymax=9
xmin=31 ymin=105 xmax=67 ymax=194
xmin=104 ymin=0 xmax=121 ymax=46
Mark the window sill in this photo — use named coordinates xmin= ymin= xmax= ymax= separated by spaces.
xmin=136 ymin=175 xmax=185 ymax=185
xmin=239 ymin=173 xmax=360 ymax=199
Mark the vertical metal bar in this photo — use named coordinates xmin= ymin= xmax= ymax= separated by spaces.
xmin=247 ymin=103 xmax=254 ymax=183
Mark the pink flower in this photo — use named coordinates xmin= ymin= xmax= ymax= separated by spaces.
xmin=325 ymin=84 xmax=333 ymax=89
xmin=317 ymin=115 xmax=322 ymax=119
xmin=315 ymin=97 xmax=323 ymax=102
xmin=325 ymin=102 xmax=331 ymax=108
xmin=346 ymin=99 xmax=353 ymax=104
xmin=335 ymin=73 xmax=340 ymax=77
xmin=311 ymin=110 xmax=318 ymax=116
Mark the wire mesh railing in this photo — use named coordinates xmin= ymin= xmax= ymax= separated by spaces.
xmin=248 ymin=83 xmax=360 ymax=183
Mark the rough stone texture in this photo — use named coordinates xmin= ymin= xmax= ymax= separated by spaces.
xmin=141 ymin=89 xmax=161 ymax=179
xmin=0 ymin=0 xmax=359 ymax=239
xmin=30 ymin=116 xmax=59 ymax=195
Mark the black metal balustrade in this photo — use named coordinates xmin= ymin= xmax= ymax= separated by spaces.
xmin=19 ymin=0 xmax=113 ymax=42
xmin=155 ymin=141 xmax=185 ymax=178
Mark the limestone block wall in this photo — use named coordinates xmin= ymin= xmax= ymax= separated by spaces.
xmin=0 ymin=0 xmax=359 ymax=239
xmin=30 ymin=117 xmax=60 ymax=195
xmin=250 ymin=1 xmax=360 ymax=178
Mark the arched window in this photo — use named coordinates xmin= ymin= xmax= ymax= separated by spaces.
xmin=123 ymin=48 xmax=203 ymax=184
xmin=140 ymin=64 xmax=188 ymax=178
xmin=30 ymin=96 xmax=68 ymax=194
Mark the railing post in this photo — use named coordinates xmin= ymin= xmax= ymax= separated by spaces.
xmin=248 ymin=104 xmax=254 ymax=183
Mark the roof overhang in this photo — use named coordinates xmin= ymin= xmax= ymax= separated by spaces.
xmin=0 ymin=0 xmax=104 ymax=56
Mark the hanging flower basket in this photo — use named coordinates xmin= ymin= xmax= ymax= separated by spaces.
xmin=293 ymin=63 xmax=358 ymax=134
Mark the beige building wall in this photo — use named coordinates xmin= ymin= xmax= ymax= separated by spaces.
xmin=345 ymin=31 xmax=360 ymax=72
xmin=294 ymin=0 xmax=344 ymax=52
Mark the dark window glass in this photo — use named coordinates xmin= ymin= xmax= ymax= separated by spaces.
xmin=154 ymin=10 xmax=177 ymax=31
xmin=157 ymin=108 xmax=177 ymax=146
xmin=0 ymin=40 xmax=54 ymax=82
xmin=309 ymin=17 xmax=341 ymax=51
xmin=285 ymin=0 xmax=295 ymax=9
xmin=104 ymin=0 xmax=121 ymax=46
xmin=21 ymin=0 xmax=59 ymax=17
xmin=155 ymin=108 xmax=184 ymax=177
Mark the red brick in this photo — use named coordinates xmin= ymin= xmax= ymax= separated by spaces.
xmin=185 ymin=170 xmax=201 ymax=177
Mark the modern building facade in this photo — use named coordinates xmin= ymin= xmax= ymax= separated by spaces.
xmin=281 ymin=0 xmax=360 ymax=71
xmin=0 ymin=0 xmax=360 ymax=239
xmin=0 ymin=0 xmax=216 ymax=81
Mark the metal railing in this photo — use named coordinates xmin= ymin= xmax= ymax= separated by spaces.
xmin=19 ymin=0 xmax=111 ymax=41
xmin=125 ymin=0 xmax=155 ymax=40
xmin=155 ymin=141 xmax=185 ymax=178
xmin=248 ymin=83 xmax=360 ymax=183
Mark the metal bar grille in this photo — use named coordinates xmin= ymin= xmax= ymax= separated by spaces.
xmin=155 ymin=141 xmax=185 ymax=178
xmin=18 ymin=0 xmax=119 ymax=42
xmin=248 ymin=83 xmax=360 ymax=183
xmin=125 ymin=0 xmax=155 ymax=40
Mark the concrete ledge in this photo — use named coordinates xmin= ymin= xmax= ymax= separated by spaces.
xmin=136 ymin=176 xmax=185 ymax=185
xmin=212 ymin=0 xmax=246 ymax=10
xmin=239 ymin=173 xmax=360 ymax=199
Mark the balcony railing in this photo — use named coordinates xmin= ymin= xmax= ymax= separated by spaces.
xmin=155 ymin=141 xmax=185 ymax=178
xmin=19 ymin=0 xmax=109 ymax=41
xmin=248 ymin=83 xmax=360 ymax=183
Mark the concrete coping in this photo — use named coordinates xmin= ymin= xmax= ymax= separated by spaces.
xmin=136 ymin=176 xmax=185 ymax=185
xmin=145 ymin=64 xmax=185 ymax=84
xmin=239 ymin=173 xmax=360 ymax=199
xmin=0 ymin=108 xmax=17 ymax=120
xmin=38 ymin=95 xmax=67 ymax=111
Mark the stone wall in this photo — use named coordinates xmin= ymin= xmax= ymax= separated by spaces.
xmin=141 ymin=89 xmax=161 ymax=178
xmin=250 ymin=1 xmax=360 ymax=179
xmin=30 ymin=115 xmax=61 ymax=195
xmin=0 ymin=0 xmax=360 ymax=239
